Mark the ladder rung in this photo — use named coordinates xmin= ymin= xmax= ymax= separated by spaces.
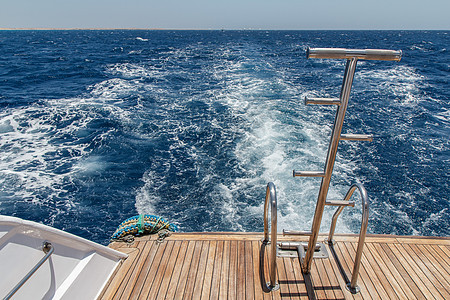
xmin=304 ymin=97 xmax=341 ymax=105
xmin=293 ymin=170 xmax=325 ymax=177
xmin=325 ymin=200 xmax=356 ymax=207
xmin=283 ymin=230 xmax=312 ymax=236
xmin=307 ymin=47 xmax=402 ymax=61
xmin=340 ymin=134 xmax=373 ymax=141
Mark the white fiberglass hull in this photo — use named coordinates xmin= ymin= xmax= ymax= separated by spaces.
xmin=0 ymin=215 xmax=127 ymax=300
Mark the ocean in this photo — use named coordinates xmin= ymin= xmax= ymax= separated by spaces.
xmin=0 ymin=30 xmax=448 ymax=245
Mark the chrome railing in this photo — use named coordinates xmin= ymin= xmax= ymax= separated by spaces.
xmin=300 ymin=54 xmax=359 ymax=274
xmin=327 ymin=183 xmax=369 ymax=293
xmin=5 ymin=242 xmax=54 ymax=300
xmin=295 ymin=47 xmax=401 ymax=275
xmin=263 ymin=47 xmax=400 ymax=294
xmin=263 ymin=182 xmax=279 ymax=291
xmin=307 ymin=48 xmax=402 ymax=61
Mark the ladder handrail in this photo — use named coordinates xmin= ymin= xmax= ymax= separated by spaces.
xmin=328 ymin=183 xmax=369 ymax=242
xmin=263 ymin=182 xmax=279 ymax=291
xmin=327 ymin=183 xmax=369 ymax=293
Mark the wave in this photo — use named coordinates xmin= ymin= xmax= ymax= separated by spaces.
xmin=1 ymin=30 xmax=448 ymax=242
xmin=128 ymin=43 xmax=357 ymax=234
xmin=356 ymin=64 xmax=426 ymax=105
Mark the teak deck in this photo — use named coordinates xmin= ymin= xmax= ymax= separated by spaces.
xmin=100 ymin=233 xmax=450 ymax=299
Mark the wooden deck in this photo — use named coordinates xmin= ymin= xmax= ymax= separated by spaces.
xmin=99 ymin=233 xmax=450 ymax=299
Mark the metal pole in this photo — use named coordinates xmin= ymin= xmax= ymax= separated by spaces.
xmin=302 ymin=58 xmax=358 ymax=273
xmin=307 ymin=47 xmax=402 ymax=61
xmin=349 ymin=184 xmax=369 ymax=293
xmin=263 ymin=182 xmax=279 ymax=290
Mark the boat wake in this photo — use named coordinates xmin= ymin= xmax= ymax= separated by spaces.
xmin=0 ymin=30 xmax=448 ymax=243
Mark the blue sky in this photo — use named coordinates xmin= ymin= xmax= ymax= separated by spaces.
xmin=1 ymin=0 xmax=449 ymax=30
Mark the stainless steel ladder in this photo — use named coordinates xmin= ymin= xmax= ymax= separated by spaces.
xmin=264 ymin=47 xmax=401 ymax=293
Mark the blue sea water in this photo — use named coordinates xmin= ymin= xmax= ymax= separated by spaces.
xmin=0 ymin=30 xmax=448 ymax=245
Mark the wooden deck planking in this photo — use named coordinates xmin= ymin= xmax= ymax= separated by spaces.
xmin=209 ymin=240 xmax=224 ymax=299
xmin=228 ymin=240 xmax=238 ymax=300
xmin=192 ymin=240 xmax=210 ymax=299
xmin=375 ymin=242 xmax=417 ymax=299
xmin=131 ymin=241 xmax=165 ymax=298
xmin=143 ymin=240 xmax=174 ymax=298
xmin=314 ymin=259 xmax=334 ymax=299
xmin=276 ymin=256 xmax=290 ymax=299
xmin=289 ymin=253 xmax=309 ymax=300
xmin=420 ymin=245 xmax=450 ymax=282
xmin=352 ymin=242 xmax=390 ymax=300
xmin=342 ymin=242 xmax=376 ymax=299
xmin=156 ymin=240 xmax=183 ymax=299
xmin=365 ymin=242 xmax=406 ymax=299
xmin=120 ymin=241 xmax=154 ymax=300
xmin=100 ymin=243 xmax=141 ymax=300
xmin=333 ymin=242 xmax=364 ymax=300
xmin=252 ymin=240 xmax=268 ymax=300
xmin=320 ymin=253 xmax=344 ymax=299
xmin=286 ymin=257 xmax=303 ymax=299
xmin=101 ymin=233 xmax=450 ymax=300
xmin=411 ymin=243 xmax=450 ymax=298
xmin=406 ymin=244 xmax=450 ymax=298
xmin=325 ymin=242 xmax=354 ymax=300
xmin=164 ymin=240 xmax=189 ymax=299
xmin=389 ymin=243 xmax=438 ymax=299
xmin=175 ymin=240 xmax=197 ymax=299
xmin=427 ymin=244 xmax=450 ymax=271
xmin=382 ymin=243 xmax=425 ymax=299
xmin=237 ymin=241 xmax=246 ymax=299
xmin=245 ymin=241 xmax=256 ymax=300
xmin=264 ymin=241 xmax=279 ymax=300
xmin=183 ymin=240 xmax=204 ymax=298
xmin=218 ymin=240 xmax=230 ymax=299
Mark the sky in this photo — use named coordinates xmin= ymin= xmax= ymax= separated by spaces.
xmin=1 ymin=0 xmax=449 ymax=30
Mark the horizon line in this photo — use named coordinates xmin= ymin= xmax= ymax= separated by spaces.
xmin=1 ymin=27 xmax=448 ymax=31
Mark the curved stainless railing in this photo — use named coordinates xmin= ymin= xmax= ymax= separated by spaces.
xmin=5 ymin=242 xmax=54 ymax=300
xmin=328 ymin=183 xmax=369 ymax=293
xmin=263 ymin=182 xmax=279 ymax=291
